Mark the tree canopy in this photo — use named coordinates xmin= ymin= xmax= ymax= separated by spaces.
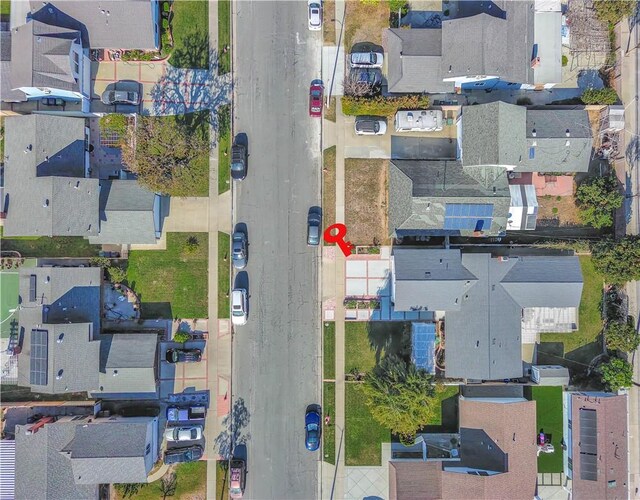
xmin=575 ymin=174 xmax=623 ymax=228
xmin=593 ymin=0 xmax=637 ymax=25
xmin=592 ymin=236 xmax=640 ymax=284
xmin=600 ymin=356 xmax=633 ymax=391
xmin=606 ymin=321 xmax=640 ymax=353
xmin=580 ymin=87 xmax=619 ymax=105
xmin=360 ymin=355 xmax=440 ymax=443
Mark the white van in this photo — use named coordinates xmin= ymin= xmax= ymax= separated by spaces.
xmin=394 ymin=110 xmax=443 ymax=132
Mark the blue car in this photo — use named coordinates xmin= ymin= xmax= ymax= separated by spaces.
xmin=305 ymin=405 xmax=321 ymax=451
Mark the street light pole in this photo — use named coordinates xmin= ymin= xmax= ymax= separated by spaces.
xmin=326 ymin=9 xmax=346 ymax=108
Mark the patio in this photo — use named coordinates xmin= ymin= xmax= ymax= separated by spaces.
xmin=102 ymin=283 xmax=141 ymax=322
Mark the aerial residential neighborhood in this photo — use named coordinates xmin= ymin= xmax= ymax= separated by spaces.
xmin=0 ymin=0 xmax=638 ymax=499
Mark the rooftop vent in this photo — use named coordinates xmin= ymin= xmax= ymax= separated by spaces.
xmin=57 ymin=333 xmax=64 ymax=343
xmin=43 ymin=199 xmax=49 ymax=208
xmin=56 ymin=369 xmax=63 ymax=380
xmin=566 ymin=129 xmax=571 ymax=137
xmin=532 ymin=128 xmax=536 ymax=137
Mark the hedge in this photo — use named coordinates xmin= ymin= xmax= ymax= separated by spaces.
xmin=341 ymin=94 xmax=430 ymax=116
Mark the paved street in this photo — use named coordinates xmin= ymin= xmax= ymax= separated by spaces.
xmin=232 ymin=1 xmax=323 ymax=498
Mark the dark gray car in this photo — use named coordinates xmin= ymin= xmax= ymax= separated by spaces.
xmin=163 ymin=445 xmax=203 ymax=464
xmin=101 ymin=90 xmax=140 ymax=105
xmin=307 ymin=207 xmax=322 ymax=246
xmin=231 ymin=143 xmax=247 ymax=180
xmin=232 ymin=231 xmax=247 ymax=270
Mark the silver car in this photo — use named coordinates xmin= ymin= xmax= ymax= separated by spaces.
xmin=350 ymin=51 xmax=384 ymax=68
xmin=355 ymin=116 xmax=387 ymax=135
xmin=232 ymin=231 xmax=247 ymax=270
xmin=308 ymin=0 xmax=322 ymax=30
xmin=101 ymin=90 xmax=140 ymax=105
xmin=164 ymin=425 xmax=203 ymax=442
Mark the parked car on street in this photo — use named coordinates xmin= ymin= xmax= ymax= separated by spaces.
xmin=231 ymin=141 xmax=248 ymax=181
xmin=232 ymin=231 xmax=248 ymax=270
xmin=229 ymin=458 xmax=247 ymax=499
xmin=307 ymin=207 xmax=322 ymax=246
xmin=354 ymin=116 xmax=387 ymax=135
xmin=231 ymin=289 xmax=248 ymax=326
xmin=349 ymin=50 xmax=384 ymax=68
xmin=308 ymin=0 xmax=322 ymax=30
xmin=163 ymin=445 xmax=203 ymax=464
xmin=101 ymin=89 xmax=141 ymax=105
xmin=309 ymin=81 xmax=323 ymax=117
xmin=165 ymin=348 xmax=202 ymax=363
xmin=166 ymin=405 xmax=206 ymax=422
xmin=164 ymin=425 xmax=203 ymax=442
xmin=305 ymin=405 xmax=321 ymax=451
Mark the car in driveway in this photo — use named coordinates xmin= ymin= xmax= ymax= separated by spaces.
xmin=232 ymin=231 xmax=248 ymax=270
xmin=308 ymin=0 xmax=322 ymax=30
xmin=231 ymin=141 xmax=248 ymax=180
xmin=354 ymin=116 xmax=387 ymax=135
xmin=165 ymin=425 xmax=203 ymax=442
xmin=307 ymin=207 xmax=322 ymax=246
xmin=349 ymin=50 xmax=384 ymax=68
xmin=309 ymin=81 xmax=323 ymax=117
xmin=167 ymin=405 xmax=206 ymax=422
xmin=101 ymin=89 xmax=141 ymax=105
xmin=305 ymin=405 xmax=321 ymax=451
xmin=165 ymin=348 xmax=202 ymax=363
xmin=231 ymin=289 xmax=248 ymax=326
xmin=229 ymin=458 xmax=247 ymax=499
xmin=164 ymin=445 xmax=203 ymax=464
xmin=350 ymin=68 xmax=382 ymax=90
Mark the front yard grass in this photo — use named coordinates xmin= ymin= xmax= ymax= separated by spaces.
xmin=345 ymin=159 xmax=389 ymax=246
xmin=323 ymin=146 xmax=336 ymax=238
xmin=218 ymin=232 xmax=231 ymax=318
xmin=526 ymin=386 xmax=564 ymax=473
xmin=539 ymin=256 xmax=604 ymax=366
xmin=168 ymin=0 xmax=209 ymax=69
xmin=344 ymin=0 xmax=389 ymax=50
xmin=126 ymin=233 xmax=208 ymax=319
xmin=324 ymin=322 xmax=336 ymax=380
xmin=218 ymin=105 xmax=231 ymax=194
xmin=323 ymin=382 xmax=336 ymax=464
xmin=215 ymin=461 xmax=229 ymax=500
xmin=325 ymin=97 xmax=337 ymax=122
xmin=345 ymin=382 xmax=391 ymax=465
xmin=323 ymin=0 xmax=336 ymax=45
xmin=0 ymin=229 xmax=100 ymax=258
xmin=344 ymin=322 xmax=409 ymax=375
xmin=218 ymin=0 xmax=231 ymax=74
xmin=114 ymin=461 xmax=207 ymax=500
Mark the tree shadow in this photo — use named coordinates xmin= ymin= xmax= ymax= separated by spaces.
xmin=213 ymin=397 xmax=251 ymax=460
xmin=366 ymin=322 xmax=412 ymax=365
xmin=139 ymin=302 xmax=173 ymax=320
xmin=169 ymin=30 xmax=210 ymax=70
xmin=626 ymin=136 xmax=639 ymax=168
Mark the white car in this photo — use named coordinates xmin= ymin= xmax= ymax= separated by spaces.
xmin=308 ymin=0 xmax=322 ymax=31
xmin=349 ymin=51 xmax=384 ymax=68
xmin=164 ymin=425 xmax=203 ymax=442
xmin=231 ymin=289 xmax=248 ymax=326
xmin=355 ymin=116 xmax=387 ymax=135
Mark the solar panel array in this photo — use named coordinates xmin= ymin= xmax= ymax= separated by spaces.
xmin=443 ymin=203 xmax=494 ymax=231
xmin=412 ymin=323 xmax=436 ymax=374
xmin=579 ymin=408 xmax=598 ymax=481
xmin=30 ymin=329 xmax=48 ymax=386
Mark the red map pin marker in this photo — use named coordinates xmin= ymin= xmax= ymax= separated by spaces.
xmin=324 ymin=223 xmax=355 ymax=257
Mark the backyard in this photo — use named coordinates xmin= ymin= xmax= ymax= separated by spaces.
xmin=126 ymin=233 xmax=209 ymax=319
xmin=539 ymin=256 xmax=604 ymax=370
xmin=0 ymin=228 xmax=100 ymax=258
xmin=168 ymin=0 xmax=209 ymax=69
xmin=113 ymin=461 xmax=207 ymax=500
xmin=537 ymin=194 xmax=582 ymax=226
xmin=218 ymin=232 xmax=231 ymax=318
xmin=344 ymin=159 xmax=389 ymax=246
xmin=526 ymin=386 xmax=564 ymax=473
xmin=323 ymin=147 xmax=337 ymax=241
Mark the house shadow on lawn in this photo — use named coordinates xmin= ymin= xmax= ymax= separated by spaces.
xmin=366 ymin=322 xmax=412 ymax=365
xmin=139 ymin=301 xmax=173 ymax=320
xmin=536 ymin=339 xmax=604 ymax=380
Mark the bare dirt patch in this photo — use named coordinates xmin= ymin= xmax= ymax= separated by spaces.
xmin=345 ymin=159 xmax=389 ymax=245
xmin=325 ymin=96 xmax=337 ymax=122
xmin=323 ymin=0 xmax=337 ymax=45
xmin=344 ymin=1 xmax=389 ymax=50
xmin=537 ymin=194 xmax=582 ymax=226
xmin=323 ymin=146 xmax=337 ymax=234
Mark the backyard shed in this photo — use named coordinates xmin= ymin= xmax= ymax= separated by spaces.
xmin=531 ymin=365 xmax=569 ymax=386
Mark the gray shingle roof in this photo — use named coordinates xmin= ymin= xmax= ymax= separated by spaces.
xmin=10 ymin=20 xmax=81 ymax=92
xmin=29 ymin=0 xmax=158 ymax=49
xmin=388 ymin=160 xmax=511 ymax=237
xmin=441 ymin=1 xmax=536 ymax=84
xmin=88 ymin=180 xmax=159 ymax=245
xmin=386 ymin=29 xmax=454 ymax=93
xmin=3 ymin=114 xmax=99 ymax=237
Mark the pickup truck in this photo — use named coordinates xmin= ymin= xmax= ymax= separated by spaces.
xmin=166 ymin=405 xmax=206 ymax=422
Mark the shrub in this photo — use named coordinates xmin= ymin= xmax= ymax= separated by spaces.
xmin=360 ymin=0 xmax=381 ymax=4
xmin=107 ymin=265 xmax=126 ymax=284
xmin=162 ymin=18 xmax=169 ymax=30
xmin=592 ymin=236 xmax=640 ymax=284
xmin=183 ymin=236 xmax=200 ymax=254
xmin=552 ymin=207 xmax=559 ymax=214
xmin=600 ymin=356 xmax=633 ymax=391
xmin=575 ymin=174 xmax=623 ymax=228
xmin=606 ymin=321 xmax=640 ymax=353
xmin=99 ymin=114 xmax=128 ymax=137
xmin=580 ymin=87 xmax=619 ymax=105
xmin=341 ymin=94 xmax=430 ymax=116
xmin=593 ymin=0 xmax=637 ymax=25
xmin=173 ymin=331 xmax=191 ymax=343
xmin=516 ymin=97 xmax=532 ymax=105
xmin=562 ymin=54 xmax=568 ymax=66
xmin=90 ymin=256 xmax=111 ymax=268
xmin=163 ymin=1 xmax=170 ymax=13
xmin=389 ymin=0 xmax=406 ymax=10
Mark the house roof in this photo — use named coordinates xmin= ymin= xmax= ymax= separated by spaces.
xmin=88 ymin=180 xmax=158 ymax=245
xmin=441 ymin=1 xmax=536 ymax=84
xmin=388 ymin=160 xmax=511 ymax=237
xmin=385 ymin=29 xmax=454 ymax=93
xmin=391 ymin=248 xmax=477 ymax=311
xmin=29 ymin=0 xmax=157 ymax=49
xmin=570 ymin=393 xmax=628 ymax=500
xmin=3 ymin=114 xmax=99 ymax=237
xmin=389 ymin=399 xmax=537 ymax=500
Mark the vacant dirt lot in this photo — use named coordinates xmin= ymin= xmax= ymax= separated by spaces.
xmin=345 ymin=159 xmax=389 ymax=245
xmin=344 ymin=1 xmax=389 ymax=50
xmin=537 ymin=194 xmax=582 ymax=226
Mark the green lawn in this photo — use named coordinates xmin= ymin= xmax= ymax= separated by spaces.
xmin=344 ymin=321 xmax=410 ymax=375
xmin=218 ymin=105 xmax=231 ymax=194
xmin=324 ymin=322 xmax=336 ymax=380
xmin=527 ymin=386 xmax=564 ymax=473
xmin=345 ymin=383 xmax=391 ymax=465
xmin=126 ymin=233 xmax=208 ymax=319
xmin=427 ymin=385 xmax=460 ymax=426
xmin=323 ymin=382 xmax=336 ymax=464
xmin=0 ymin=233 xmax=100 ymax=258
xmin=218 ymin=232 xmax=230 ymax=318
xmin=215 ymin=461 xmax=229 ymax=500
xmin=168 ymin=0 xmax=209 ymax=69
xmin=115 ymin=461 xmax=207 ymax=500
xmin=0 ymin=0 xmax=9 ymax=18
xmin=218 ymin=0 xmax=231 ymax=74
xmin=539 ymin=256 xmax=604 ymax=367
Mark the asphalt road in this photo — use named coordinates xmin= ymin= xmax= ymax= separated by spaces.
xmin=232 ymin=2 xmax=322 ymax=499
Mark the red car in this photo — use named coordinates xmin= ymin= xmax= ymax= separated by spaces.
xmin=309 ymin=80 xmax=323 ymax=117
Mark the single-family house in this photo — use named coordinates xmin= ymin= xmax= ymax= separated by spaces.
xmin=389 ymin=394 xmax=537 ymax=499
xmin=14 ymin=414 xmax=160 ymax=499
xmin=1 ymin=114 xmax=165 ymax=245
xmin=565 ymin=392 xmax=629 ymax=500
xmin=391 ymin=248 xmax=583 ymax=380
